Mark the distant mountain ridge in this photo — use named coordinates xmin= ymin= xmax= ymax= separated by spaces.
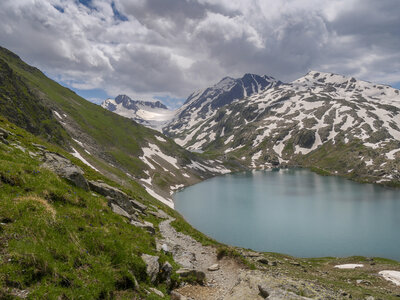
xmin=101 ymin=94 xmax=174 ymax=131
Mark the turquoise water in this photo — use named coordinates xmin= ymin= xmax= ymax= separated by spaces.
xmin=174 ymin=169 xmax=400 ymax=261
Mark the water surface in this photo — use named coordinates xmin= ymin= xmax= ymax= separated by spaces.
xmin=174 ymin=169 xmax=400 ymax=260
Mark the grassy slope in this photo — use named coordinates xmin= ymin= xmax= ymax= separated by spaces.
xmin=0 ymin=46 xmax=198 ymax=189
xmin=0 ymin=116 xmax=183 ymax=299
xmin=0 ymin=54 xmax=67 ymax=146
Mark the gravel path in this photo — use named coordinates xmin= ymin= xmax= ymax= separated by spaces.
xmin=157 ymin=217 xmax=244 ymax=299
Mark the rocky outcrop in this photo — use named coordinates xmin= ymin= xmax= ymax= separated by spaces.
xmin=41 ymin=152 xmax=89 ymax=190
xmin=159 ymin=261 xmax=173 ymax=284
xmin=141 ymin=254 xmax=159 ymax=283
xmin=88 ymin=180 xmax=148 ymax=214
xmin=0 ymin=126 xmax=11 ymax=144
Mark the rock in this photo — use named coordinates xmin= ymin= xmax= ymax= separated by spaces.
xmin=110 ymin=203 xmax=131 ymax=220
xmin=159 ymin=261 xmax=173 ymax=283
xmin=290 ymin=262 xmax=301 ymax=266
xmin=141 ymin=254 xmax=159 ymax=283
xmin=269 ymin=261 xmax=277 ymax=266
xmin=170 ymin=290 xmax=187 ymax=300
xmin=130 ymin=199 xmax=147 ymax=213
xmin=149 ymin=209 xmax=169 ymax=219
xmin=176 ymin=268 xmax=205 ymax=283
xmin=32 ymin=143 xmax=47 ymax=150
xmin=207 ymin=264 xmax=220 ymax=271
xmin=161 ymin=243 xmax=169 ymax=253
xmin=258 ymin=284 xmax=270 ymax=298
xmin=356 ymin=279 xmax=372 ymax=285
xmin=0 ymin=127 xmax=11 ymax=139
xmin=364 ymin=296 xmax=375 ymax=300
xmin=131 ymin=220 xmax=156 ymax=235
xmin=41 ymin=152 xmax=89 ymax=190
xmin=0 ymin=136 xmax=8 ymax=145
xmin=258 ymin=258 xmax=269 ymax=265
xmin=149 ymin=287 xmax=164 ymax=298
xmin=89 ymin=180 xmax=135 ymax=213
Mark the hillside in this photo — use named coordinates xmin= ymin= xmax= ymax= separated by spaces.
xmin=0 ymin=47 xmax=231 ymax=208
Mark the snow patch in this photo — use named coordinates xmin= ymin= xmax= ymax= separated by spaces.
xmin=53 ymin=111 xmax=63 ymax=119
xmin=379 ymin=270 xmax=400 ymax=286
xmin=334 ymin=264 xmax=364 ymax=269
xmin=70 ymin=147 xmax=99 ymax=172
xmin=155 ymin=136 xmax=167 ymax=142
xmin=386 ymin=148 xmax=400 ymax=160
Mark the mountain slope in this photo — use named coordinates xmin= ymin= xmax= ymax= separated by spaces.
xmin=173 ymin=71 xmax=400 ymax=185
xmin=0 ymin=47 xmax=231 ymax=208
xmin=0 ymin=50 xmax=67 ymax=146
xmin=163 ymin=73 xmax=281 ymax=150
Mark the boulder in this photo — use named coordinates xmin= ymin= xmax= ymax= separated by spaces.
xmin=149 ymin=287 xmax=164 ymax=298
xmin=41 ymin=152 xmax=89 ymax=190
xmin=148 ymin=209 xmax=169 ymax=219
xmin=89 ymin=180 xmax=134 ymax=213
xmin=170 ymin=290 xmax=187 ymax=300
xmin=159 ymin=261 xmax=173 ymax=283
xmin=258 ymin=284 xmax=269 ymax=298
xmin=110 ymin=203 xmax=131 ymax=220
xmin=130 ymin=199 xmax=147 ymax=213
xmin=258 ymin=258 xmax=269 ymax=265
xmin=141 ymin=254 xmax=159 ymax=283
xmin=207 ymin=264 xmax=220 ymax=271
xmin=161 ymin=243 xmax=169 ymax=253
xmin=0 ymin=127 xmax=11 ymax=139
xmin=131 ymin=220 xmax=155 ymax=235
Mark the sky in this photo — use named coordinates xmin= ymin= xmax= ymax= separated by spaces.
xmin=0 ymin=0 xmax=399 ymax=109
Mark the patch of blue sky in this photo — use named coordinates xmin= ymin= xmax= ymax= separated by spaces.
xmin=155 ymin=95 xmax=185 ymax=110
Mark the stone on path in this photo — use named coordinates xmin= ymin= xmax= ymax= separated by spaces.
xmin=207 ymin=264 xmax=220 ymax=271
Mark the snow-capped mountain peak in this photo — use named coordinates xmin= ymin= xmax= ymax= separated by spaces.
xmin=101 ymin=95 xmax=174 ymax=131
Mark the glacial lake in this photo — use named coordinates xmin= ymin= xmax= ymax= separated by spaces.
xmin=174 ymin=169 xmax=400 ymax=261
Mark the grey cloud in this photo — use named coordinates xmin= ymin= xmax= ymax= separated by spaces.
xmin=0 ymin=0 xmax=399 ymax=104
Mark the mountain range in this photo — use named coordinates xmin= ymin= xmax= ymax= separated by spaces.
xmin=102 ymin=71 xmax=400 ymax=187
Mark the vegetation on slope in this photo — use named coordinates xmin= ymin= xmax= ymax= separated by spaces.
xmin=0 ymin=117 xmax=182 ymax=299
xmin=0 ymin=46 xmax=202 ymax=196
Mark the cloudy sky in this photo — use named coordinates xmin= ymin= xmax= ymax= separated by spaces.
xmin=1 ymin=0 xmax=399 ymax=108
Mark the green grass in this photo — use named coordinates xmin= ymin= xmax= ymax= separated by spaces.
xmin=0 ymin=118 xmax=180 ymax=299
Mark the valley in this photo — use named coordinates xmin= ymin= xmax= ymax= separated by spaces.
xmin=0 ymin=46 xmax=399 ymax=299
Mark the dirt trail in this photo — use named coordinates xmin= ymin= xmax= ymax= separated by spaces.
xmin=157 ymin=217 xmax=321 ymax=299
xmin=157 ymin=217 xmax=244 ymax=299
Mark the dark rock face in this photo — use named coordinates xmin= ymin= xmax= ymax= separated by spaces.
xmin=113 ymin=94 xmax=168 ymax=110
xmin=180 ymin=74 xmax=280 ymax=117
xmin=41 ymin=152 xmax=89 ymax=190
xmin=294 ymin=130 xmax=316 ymax=149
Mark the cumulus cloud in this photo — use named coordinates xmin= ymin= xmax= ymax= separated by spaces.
xmin=0 ymin=0 xmax=399 ymax=104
